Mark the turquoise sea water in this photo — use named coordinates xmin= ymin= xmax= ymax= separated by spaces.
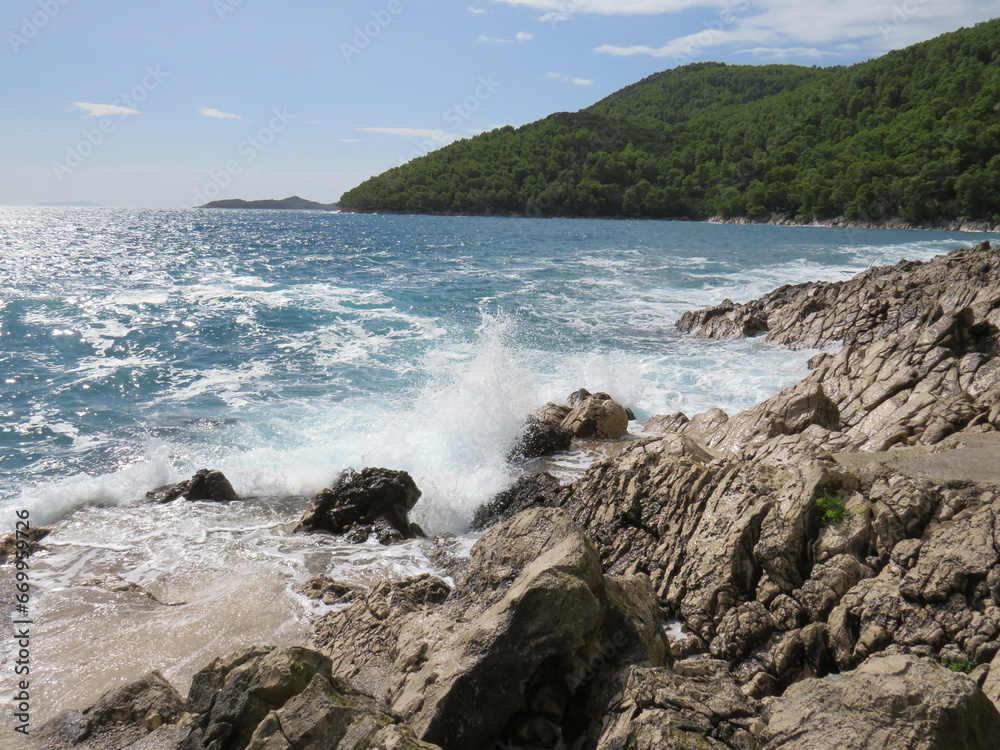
xmin=4 ymin=207 xmax=998 ymax=531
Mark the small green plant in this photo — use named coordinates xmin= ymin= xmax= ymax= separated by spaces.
xmin=941 ymin=657 xmax=977 ymax=674
xmin=815 ymin=494 xmax=848 ymax=526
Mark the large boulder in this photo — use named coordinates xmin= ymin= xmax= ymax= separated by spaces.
xmin=146 ymin=469 xmax=240 ymax=504
xmin=561 ymin=392 xmax=630 ymax=439
xmin=509 ymin=415 xmax=574 ymax=460
xmin=295 ymin=468 xmax=423 ymax=544
xmin=33 ymin=671 xmax=185 ymax=748
xmin=385 ymin=507 xmax=669 ymax=749
xmin=761 ymin=654 xmax=1000 ymax=749
xmin=184 ymin=646 xmax=440 ymax=750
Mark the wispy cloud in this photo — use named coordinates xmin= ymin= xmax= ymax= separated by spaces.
xmin=736 ymin=46 xmax=828 ymax=59
xmin=478 ymin=31 xmax=534 ymax=43
xmin=72 ymin=102 xmax=140 ymax=117
xmin=495 ymin=0 xmax=720 ymax=15
xmin=355 ymin=127 xmax=460 ymax=143
xmin=540 ymin=11 xmax=572 ymax=23
xmin=338 ymin=138 xmax=365 ymax=143
xmin=467 ymin=5 xmax=487 ymax=12
xmin=199 ymin=107 xmax=242 ymax=120
xmin=592 ymin=0 xmax=1000 ymax=61
xmin=547 ymin=71 xmax=594 ymax=85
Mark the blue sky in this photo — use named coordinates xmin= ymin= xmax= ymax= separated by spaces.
xmin=2 ymin=0 xmax=996 ymax=208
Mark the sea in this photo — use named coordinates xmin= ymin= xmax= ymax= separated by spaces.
xmin=3 ymin=206 xmax=997 ymax=722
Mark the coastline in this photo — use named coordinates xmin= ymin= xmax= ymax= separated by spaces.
xmin=337 ymin=205 xmax=1000 ymax=233
xmin=10 ymin=237 xmax=1000 ymax=749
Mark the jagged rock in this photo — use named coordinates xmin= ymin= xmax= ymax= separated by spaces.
xmin=593 ymin=659 xmax=762 ymax=750
xmin=561 ymin=392 xmax=631 ymax=439
xmin=641 ymin=412 xmax=689 ymax=435
xmin=678 ymin=241 xmax=1000 ymax=349
xmin=146 ymin=469 xmax=240 ymax=504
xmin=182 ymin=646 xmax=440 ymax=750
xmin=509 ymin=415 xmax=574 ymax=459
xmin=0 ymin=525 xmax=50 ymax=563
xmin=537 ymin=401 xmax=572 ymax=425
xmin=313 ymin=574 xmax=451 ymax=702
xmin=761 ymin=654 xmax=1000 ymax=749
xmin=312 ymin=507 xmax=669 ymax=750
xmin=297 ymin=575 xmax=362 ymax=606
xmin=295 ymin=468 xmax=423 ymax=544
xmin=33 ymin=671 xmax=186 ymax=749
xmin=469 ymin=471 xmax=561 ymax=530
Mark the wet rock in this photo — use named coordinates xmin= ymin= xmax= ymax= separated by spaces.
xmin=146 ymin=469 xmax=240 ymax=504
xmin=761 ymin=654 xmax=1000 ymax=749
xmin=509 ymin=415 xmax=574 ymax=459
xmin=297 ymin=575 xmax=362 ymax=606
xmin=469 ymin=471 xmax=562 ymax=530
xmin=0 ymin=524 xmax=50 ymax=564
xmin=561 ymin=392 xmax=631 ymax=439
xmin=295 ymin=467 xmax=422 ymax=544
xmin=35 ymin=671 xmax=185 ymax=748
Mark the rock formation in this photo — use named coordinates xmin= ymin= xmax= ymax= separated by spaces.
xmin=145 ymin=469 xmax=240 ymax=504
xmin=295 ymin=467 xmax=424 ymax=544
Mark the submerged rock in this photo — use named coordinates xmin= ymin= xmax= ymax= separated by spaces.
xmin=295 ymin=467 xmax=423 ymax=544
xmin=145 ymin=469 xmax=240 ymax=504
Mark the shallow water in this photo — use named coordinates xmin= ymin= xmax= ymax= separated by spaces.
xmin=3 ymin=207 xmax=997 ymax=719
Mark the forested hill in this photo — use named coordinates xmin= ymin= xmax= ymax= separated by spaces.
xmin=339 ymin=20 xmax=1000 ymax=224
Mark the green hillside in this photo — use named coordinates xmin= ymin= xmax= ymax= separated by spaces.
xmin=339 ymin=20 xmax=1000 ymax=224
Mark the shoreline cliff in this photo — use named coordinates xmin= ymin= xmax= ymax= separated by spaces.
xmin=15 ymin=241 xmax=1000 ymax=750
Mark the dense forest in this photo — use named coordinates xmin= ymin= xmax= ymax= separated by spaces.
xmin=339 ymin=20 xmax=1000 ymax=224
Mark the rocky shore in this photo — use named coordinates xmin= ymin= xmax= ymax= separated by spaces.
xmin=13 ymin=241 xmax=1000 ymax=749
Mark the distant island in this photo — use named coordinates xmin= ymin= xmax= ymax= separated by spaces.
xmin=340 ymin=20 xmax=1000 ymax=227
xmin=198 ymin=196 xmax=340 ymax=211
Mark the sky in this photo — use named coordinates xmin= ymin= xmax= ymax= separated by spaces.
xmin=1 ymin=0 xmax=996 ymax=208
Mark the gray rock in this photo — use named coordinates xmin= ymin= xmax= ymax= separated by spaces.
xmin=761 ymin=654 xmax=1000 ymax=749
xmin=509 ymin=415 xmax=574 ymax=459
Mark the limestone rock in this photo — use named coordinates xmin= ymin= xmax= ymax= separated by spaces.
xmin=761 ymin=654 xmax=1000 ymax=749
xmin=313 ymin=574 xmax=451 ymax=702
xmin=593 ymin=660 xmax=762 ymax=750
xmin=295 ymin=467 xmax=423 ymax=544
xmin=561 ymin=392 xmax=630 ymax=439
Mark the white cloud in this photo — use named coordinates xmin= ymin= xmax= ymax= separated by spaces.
xmin=735 ymin=46 xmax=828 ymax=59
xmin=494 ymin=0 xmax=722 ymax=14
xmin=540 ymin=11 xmax=572 ymax=23
xmin=72 ymin=102 xmax=140 ymax=117
xmin=479 ymin=31 xmax=533 ymax=43
xmin=199 ymin=107 xmax=242 ymax=120
xmin=468 ymin=5 xmax=487 ymax=12
xmin=548 ymin=71 xmax=594 ymax=85
xmin=338 ymin=138 xmax=365 ymax=143
xmin=355 ymin=127 xmax=461 ymax=143
xmin=592 ymin=0 xmax=1000 ymax=62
